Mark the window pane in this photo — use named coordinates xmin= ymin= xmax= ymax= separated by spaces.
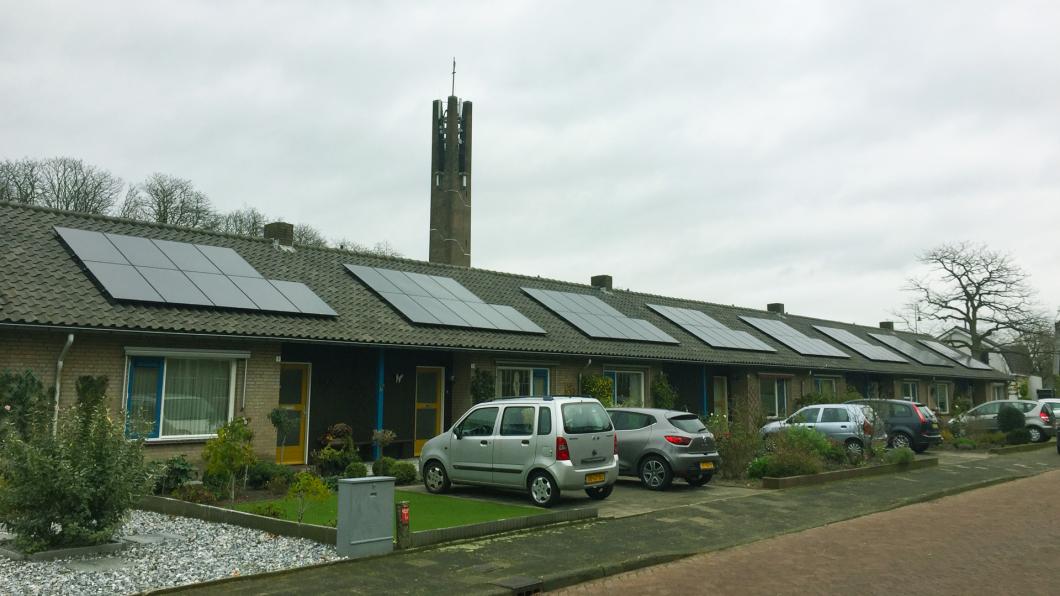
xmin=417 ymin=371 xmax=440 ymax=404
xmin=458 ymin=407 xmax=497 ymax=436
xmin=279 ymin=367 xmax=303 ymax=405
xmin=501 ymin=406 xmax=535 ymax=435
xmin=793 ymin=407 xmax=819 ymax=423
xmin=275 ymin=409 xmax=301 ymax=447
xmin=760 ymin=379 xmax=777 ymax=417
xmin=821 ymin=407 xmax=849 ymax=423
xmin=532 ymin=369 xmax=549 ymax=396
xmin=498 ymin=368 xmax=530 ymax=397
xmin=669 ymin=415 xmax=705 ymax=433
xmin=161 ymin=359 xmax=230 ymax=437
xmin=562 ymin=402 xmax=613 ymax=433
xmin=128 ymin=360 xmax=161 ymax=438
xmin=416 ymin=408 xmax=438 ymax=441
xmin=537 ymin=407 xmax=552 ymax=435
xmin=612 ymin=371 xmax=644 ymax=407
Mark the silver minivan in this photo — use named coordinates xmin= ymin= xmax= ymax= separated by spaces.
xmin=419 ymin=396 xmax=619 ymax=507
xmin=760 ymin=403 xmax=885 ymax=456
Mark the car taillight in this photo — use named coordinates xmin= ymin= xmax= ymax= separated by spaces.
xmin=862 ymin=421 xmax=873 ymax=435
xmin=913 ymin=407 xmax=927 ymax=423
xmin=1040 ymin=410 xmax=1052 ymax=424
xmin=664 ymin=435 xmax=691 ymax=446
xmin=556 ymin=436 xmax=570 ymax=461
xmin=613 ymin=433 xmax=618 ymax=455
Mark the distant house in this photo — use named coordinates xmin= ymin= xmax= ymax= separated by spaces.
xmin=936 ymin=327 xmax=1039 ymax=400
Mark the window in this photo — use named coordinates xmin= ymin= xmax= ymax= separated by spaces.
xmin=931 ymin=383 xmax=951 ymax=414
xmin=901 ymin=381 xmax=919 ymax=402
xmin=791 ymin=407 xmax=820 ymax=424
xmin=889 ymin=403 xmax=913 ymax=418
xmin=500 ymin=406 xmax=535 ymax=436
xmin=457 ymin=407 xmax=498 ymax=437
xmin=991 ymin=384 xmax=1006 ymax=401
xmin=611 ymin=411 xmax=655 ymax=431
xmin=126 ymin=356 xmax=236 ymax=440
xmin=814 ymin=377 xmax=838 ymax=397
xmin=974 ymin=402 xmax=1001 ymax=416
xmin=537 ymin=407 xmax=552 ymax=435
xmin=668 ymin=414 xmax=705 ymax=433
xmin=604 ymin=370 xmax=644 ymax=407
xmin=561 ymin=402 xmax=613 ymax=434
xmin=821 ymin=407 xmax=850 ymax=423
xmin=760 ymin=377 xmax=789 ymax=418
xmin=497 ymin=367 xmax=549 ymax=397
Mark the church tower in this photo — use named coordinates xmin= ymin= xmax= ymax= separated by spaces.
xmin=428 ymin=88 xmax=472 ymax=268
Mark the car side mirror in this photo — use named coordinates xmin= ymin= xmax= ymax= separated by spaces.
xmin=453 ymin=428 xmax=462 ymax=440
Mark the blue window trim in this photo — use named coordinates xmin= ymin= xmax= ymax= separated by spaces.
xmin=126 ymin=356 xmax=164 ymax=439
xmin=604 ymin=370 xmax=618 ymax=401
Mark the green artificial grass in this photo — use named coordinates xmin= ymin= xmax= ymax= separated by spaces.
xmin=232 ymin=489 xmax=539 ymax=531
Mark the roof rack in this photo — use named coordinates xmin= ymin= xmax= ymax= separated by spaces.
xmin=488 ymin=395 xmax=588 ymax=402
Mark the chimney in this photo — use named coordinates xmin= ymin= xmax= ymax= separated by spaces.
xmin=590 ymin=275 xmax=613 ymax=291
xmin=879 ymin=321 xmax=895 ymax=331
xmin=766 ymin=303 xmax=785 ymax=314
xmin=263 ymin=222 xmax=295 ymax=246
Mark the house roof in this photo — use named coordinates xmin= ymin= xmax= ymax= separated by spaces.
xmin=0 ymin=202 xmax=1006 ymax=381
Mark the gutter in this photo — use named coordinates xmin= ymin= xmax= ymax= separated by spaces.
xmin=53 ymin=333 xmax=75 ymax=436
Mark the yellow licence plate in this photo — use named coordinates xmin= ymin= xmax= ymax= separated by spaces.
xmin=699 ymin=461 xmax=715 ymax=471
xmin=932 ymin=423 xmax=939 ymax=429
xmin=585 ymin=473 xmax=606 ymax=485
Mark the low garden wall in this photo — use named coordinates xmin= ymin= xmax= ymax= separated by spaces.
xmin=988 ymin=441 xmax=1056 ymax=455
xmin=761 ymin=457 xmax=938 ymax=489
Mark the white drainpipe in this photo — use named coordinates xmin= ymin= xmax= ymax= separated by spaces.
xmin=53 ymin=333 xmax=75 ymax=436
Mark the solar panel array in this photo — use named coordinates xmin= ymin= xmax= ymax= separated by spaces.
xmin=739 ymin=317 xmax=851 ymax=358
xmin=867 ymin=333 xmax=953 ymax=367
xmin=918 ymin=339 xmax=995 ymax=370
xmin=812 ymin=326 xmax=907 ymax=363
xmin=523 ymin=288 xmax=678 ymax=344
xmin=55 ymin=226 xmax=336 ymax=316
xmin=648 ymin=305 xmax=775 ymax=351
xmin=347 ymin=265 xmax=545 ymax=333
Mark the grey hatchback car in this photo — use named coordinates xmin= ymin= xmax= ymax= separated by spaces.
xmin=948 ymin=399 xmax=1056 ymax=443
xmin=607 ymin=408 xmax=721 ymax=490
xmin=419 ymin=396 xmax=619 ymax=507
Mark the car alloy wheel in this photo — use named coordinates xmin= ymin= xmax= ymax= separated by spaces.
xmin=891 ymin=432 xmax=912 ymax=450
xmin=528 ymin=472 xmax=559 ymax=507
xmin=423 ymin=461 xmax=450 ymax=494
xmin=845 ymin=439 xmax=864 ymax=457
xmin=1028 ymin=427 xmax=1042 ymax=443
xmin=639 ymin=456 xmax=672 ymax=491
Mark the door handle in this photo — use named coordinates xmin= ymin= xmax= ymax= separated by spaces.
xmin=840 ymin=425 xmax=848 ymax=428
xmin=521 ymin=440 xmax=530 ymax=445
xmin=479 ymin=440 xmax=489 ymax=446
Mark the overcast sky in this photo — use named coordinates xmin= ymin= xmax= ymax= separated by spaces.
xmin=2 ymin=1 xmax=1058 ymax=329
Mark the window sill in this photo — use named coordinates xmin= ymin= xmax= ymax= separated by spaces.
xmin=144 ymin=435 xmax=215 ymax=445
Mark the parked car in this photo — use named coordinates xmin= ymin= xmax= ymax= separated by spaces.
xmin=419 ymin=396 xmax=618 ymax=507
xmin=760 ymin=403 xmax=884 ymax=456
xmin=606 ymin=408 xmax=721 ymax=490
xmin=847 ymin=399 xmax=941 ymax=453
xmin=948 ymin=399 xmax=1056 ymax=443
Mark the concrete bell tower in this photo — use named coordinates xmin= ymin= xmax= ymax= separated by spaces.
xmin=429 ymin=64 xmax=472 ymax=268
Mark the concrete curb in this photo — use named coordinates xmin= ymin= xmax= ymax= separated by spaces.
xmin=138 ymin=496 xmax=336 ymax=544
xmin=0 ymin=539 xmax=128 ymax=562
xmin=409 ymin=508 xmax=596 ymax=548
xmin=761 ymin=457 xmax=938 ymax=489
xmin=988 ymin=441 xmax=1055 ymax=455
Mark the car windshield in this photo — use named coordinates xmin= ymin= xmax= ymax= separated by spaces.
xmin=669 ymin=415 xmax=706 ymax=433
xmin=562 ymin=402 xmax=613 ymax=434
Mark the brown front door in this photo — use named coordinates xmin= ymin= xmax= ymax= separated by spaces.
xmin=276 ymin=363 xmax=310 ymax=465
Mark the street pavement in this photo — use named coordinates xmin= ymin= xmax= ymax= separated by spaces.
xmin=160 ymin=446 xmax=1060 ymax=595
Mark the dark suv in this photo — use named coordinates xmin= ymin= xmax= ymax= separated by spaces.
xmin=847 ymin=399 xmax=941 ymax=453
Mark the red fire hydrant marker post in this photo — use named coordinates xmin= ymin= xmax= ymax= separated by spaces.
xmin=396 ymin=501 xmax=411 ymax=549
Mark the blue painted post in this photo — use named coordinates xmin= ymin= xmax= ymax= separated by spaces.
xmin=375 ymin=349 xmax=385 ymax=461
xmin=701 ymin=365 xmax=709 ymax=416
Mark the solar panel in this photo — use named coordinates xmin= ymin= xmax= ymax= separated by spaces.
xmin=523 ymin=288 xmax=678 ymax=344
xmin=867 ymin=333 xmax=953 ymax=367
xmin=918 ymin=339 xmax=995 ymax=370
xmin=56 ymin=226 xmax=335 ymax=316
xmin=346 ymin=265 xmax=545 ymax=334
xmin=649 ymin=305 xmax=776 ymax=352
xmin=740 ymin=317 xmax=851 ymax=358
xmin=813 ymin=326 xmax=907 ymax=363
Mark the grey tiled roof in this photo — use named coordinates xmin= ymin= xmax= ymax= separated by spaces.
xmin=0 ymin=202 xmax=1006 ymax=381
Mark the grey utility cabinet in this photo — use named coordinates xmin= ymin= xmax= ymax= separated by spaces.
xmin=336 ymin=476 xmax=395 ymax=558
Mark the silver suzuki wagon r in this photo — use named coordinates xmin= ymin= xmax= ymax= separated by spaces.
xmin=419 ymin=396 xmax=619 ymax=507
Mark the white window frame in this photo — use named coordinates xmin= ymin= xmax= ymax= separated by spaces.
xmin=900 ymin=380 xmax=919 ymax=402
xmin=760 ymin=376 xmax=790 ymax=418
xmin=991 ymin=383 xmax=1006 ymax=401
xmin=495 ymin=366 xmax=550 ymax=397
xmin=932 ymin=382 xmax=951 ymax=414
xmin=814 ymin=376 xmax=839 ymax=397
xmin=604 ymin=369 xmax=645 ymax=407
xmin=124 ymin=349 xmax=244 ymax=442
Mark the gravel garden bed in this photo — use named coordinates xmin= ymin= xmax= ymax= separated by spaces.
xmin=0 ymin=510 xmax=340 ymax=595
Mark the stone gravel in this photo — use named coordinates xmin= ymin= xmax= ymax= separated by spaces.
xmin=0 ymin=510 xmax=340 ymax=595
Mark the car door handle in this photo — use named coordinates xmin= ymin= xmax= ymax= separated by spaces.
xmin=840 ymin=425 xmax=848 ymax=428
xmin=479 ymin=440 xmax=489 ymax=446
xmin=521 ymin=439 xmax=531 ymax=445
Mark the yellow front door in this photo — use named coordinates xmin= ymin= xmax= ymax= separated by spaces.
xmin=414 ymin=367 xmax=444 ymax=456
xmin=276 ymin=363 xmax=309 ymax=465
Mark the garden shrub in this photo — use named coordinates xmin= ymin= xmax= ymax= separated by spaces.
xmin=716 ymin=397 xmax=765 ymax=479
xmin=151 ymin=454 xmax=197 ymax=495
xmin=997 ymin=405 xmax=1025 ymax=433
xmin=391 ymin=461 xmax=418 ymax=485
xmin=0 ymin=395 xmax=150 ymax=553
xmin=792 ymin=391 xmax=831 ymax=411
xmin=953 ymin=437 xmax=977 ymax=450
xmin=313 ymin=445 xmax=360 ymax=477
xmin=202 ymin=417 xmax=255 ymax=501
xmin=246 ymin=460 xmax=295 ymax=490
xmin=172 ymin=484 xmax=218 ymax=505
xmin=703 ymin=413 xmax=728 ymax=435
xmin=951 ymin=397 xmax=973 ymax=418
xmin=969 ymin=431 xmax=1006 ymax=447
xmin=319 ymin=422 xmax=355 ymax=451
xmin=764 ymin=428 xmax=826 ymax=477
xmin=344 ymin=461 xmax=368 ymax=478
xmin=322 ymin=475 xmax=340 ymax=491
xmin=372 ymin=456 xmax=397 ymax=477
xmin=885 ymin=447 xmax=916 ymax=465
xmin=266 ymin=476 xmax=290 ymax=496
xmin=470 ymin=369 xmax=496 ymax=405
xmin=0 ymin=369 xmax=48 ymax=441
xmin=288 ymin=472 xmax=330 ymax=523
xmin=580 ymin=374 xmax=614 ymax=408
xmin=74 ymin=376 xmax=109 ymax=410
xmin=372 ymin=428 xmax=397 ymax=452
xmin=746 ymin=456 xmax=770 ymax=479
xmin=245 ymin=502 xmax=284 ymax=518
xmin=650 ymin=371 xmax=678 ymax=410
xmin=1005 ymin=428 xmax=1031 ymax=445
xmin=781 ymin=426 xmax=833 ymax=459
xmin=940 ymin=428 xmax=955 ymax=444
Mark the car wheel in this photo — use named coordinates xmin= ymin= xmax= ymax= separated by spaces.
xmin=845 ymin=439 xmax=864 ymax=458
xmin=890 ymin=432 xmax=912 ymax=450
xmin=585 ymin=484 xmax=613 ymax=500
xmin=912 ymin=444 xmax=928 ymax=454
xmin=638 ymin=455 xmax=673 ymax=491
xmin=687 ymin=473 xmax=713 ymax=487
xmin=1028 ymin=427 xmax=1043 ymax=443
xmin=422 ymin=460 xmax=451 ymax=494
xmin=528 ymin=471 xmax=560 ymax=508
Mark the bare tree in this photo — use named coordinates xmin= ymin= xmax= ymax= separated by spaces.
xmin=38 ymin=157 xmax=124 ymax=214
xmin=215 ymin=206 xmax=268 ymax=237
xmin=121 ymin=173 xmax=216 ymax=228
xmin=905 ymin=242 xmax=1043 ymax=361
xmin=333 ymin=237 xmax=403 ymax=258
xmin=0 ymin=158 xmax=45 ymax=204
xmin=293 ymin=223 xmax=328 ymax=248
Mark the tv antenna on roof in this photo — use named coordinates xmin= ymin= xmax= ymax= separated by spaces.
xmin=451 ymin=57 xmax=456 ymax=96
